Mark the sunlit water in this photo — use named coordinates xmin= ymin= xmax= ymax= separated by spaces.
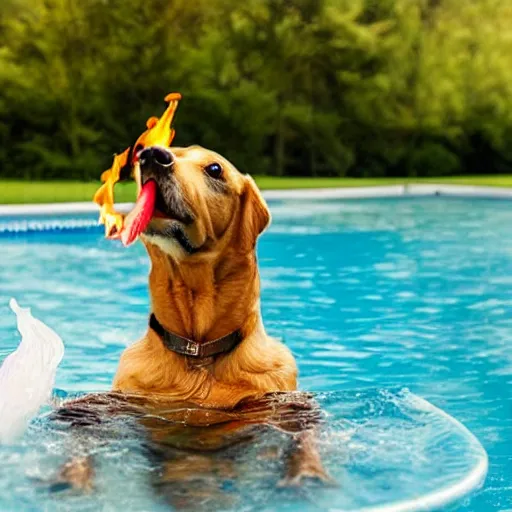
xmin=0 ymin=197 xmax=510 ymax=511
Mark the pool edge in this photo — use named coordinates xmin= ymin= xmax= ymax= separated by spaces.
xmin=2 ymin=184 xmax=512 ymax=216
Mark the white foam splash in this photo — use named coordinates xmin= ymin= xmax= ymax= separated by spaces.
xmin=0 ymin=299 xmax=64 ymax=444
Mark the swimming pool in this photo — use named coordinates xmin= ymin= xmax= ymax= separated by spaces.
xmin=0 ymin=196 xmax=510 ymax=511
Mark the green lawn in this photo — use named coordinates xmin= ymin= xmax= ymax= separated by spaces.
xmin=2 ymin=175 xmax=512 ymax=204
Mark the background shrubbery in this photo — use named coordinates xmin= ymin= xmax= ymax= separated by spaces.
xmin=1 ymin=0 xmax=512 ymax=180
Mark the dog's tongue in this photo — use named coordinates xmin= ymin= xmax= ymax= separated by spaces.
xmin=121 ymin=180 xmax=157 ymax=247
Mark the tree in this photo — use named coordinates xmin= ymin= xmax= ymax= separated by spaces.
xmin=1 ymin=0 xmax=512 ymax=179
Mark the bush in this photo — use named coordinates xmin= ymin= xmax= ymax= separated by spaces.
xmin=408 ymin=143 xmax=461 ymax=177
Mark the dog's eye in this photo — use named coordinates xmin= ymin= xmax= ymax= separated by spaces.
xmin=204 ymin=163 xmax=223 ymax=179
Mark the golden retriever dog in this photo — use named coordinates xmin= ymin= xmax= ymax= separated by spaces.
xmin=54 ymin=145 xmax=330 ymax=507
xmin=113 ymin=145 xmax=296 ymax=406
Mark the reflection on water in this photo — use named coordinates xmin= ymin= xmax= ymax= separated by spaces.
xmin=0 ymin=197 xmax=510 ymax=510
xmin=0 ymin=389 xmax=486 ymax=512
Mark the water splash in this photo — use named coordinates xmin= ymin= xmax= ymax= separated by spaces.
xmin=0 ymin=300 xmax=64 ymax=443
xmin=0 ymin=388 xmax=488 ymax=511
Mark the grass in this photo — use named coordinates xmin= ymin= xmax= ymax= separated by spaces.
xmin=0 ymin=181 xmax=136 ymax=205
xmin=2 ymin=175 xmax=512 ymax=204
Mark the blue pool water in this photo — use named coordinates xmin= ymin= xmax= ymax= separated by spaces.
xmin=0 ymin=196 xmax=510 ymax=511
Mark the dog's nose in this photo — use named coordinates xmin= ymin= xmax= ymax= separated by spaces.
xmin=138 ymin=146 xmax=174 ymax=170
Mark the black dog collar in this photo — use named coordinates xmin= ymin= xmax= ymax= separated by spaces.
xmin=149 ymin=313 xmax=243 ymax=359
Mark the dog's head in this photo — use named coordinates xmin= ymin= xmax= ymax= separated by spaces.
xmin=134 ymin=145 xmax=270 ymax=258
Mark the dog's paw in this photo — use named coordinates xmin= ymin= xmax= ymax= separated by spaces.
xmin=278 ymin=465 xmax=336 ymax=488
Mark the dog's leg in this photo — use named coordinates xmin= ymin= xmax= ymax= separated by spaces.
xmin=260 ymin=393 xmax=334 ymax=488
xmin=234 ymin=392 xmax=334 ymax=488
xmin=45 ymin=398 xmax=108 ymax=493
xmin=280 ymin=429 xmax=334 ymax=487
xmin=51 ymin=455 xmax=95 ymax=493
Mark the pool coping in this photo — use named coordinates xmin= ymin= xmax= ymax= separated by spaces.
xmin=1 ymin=183 xmax=512 ymax=216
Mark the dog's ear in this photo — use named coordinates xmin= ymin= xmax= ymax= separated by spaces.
xmin=239 ymin=175 xmax=271 ymax=251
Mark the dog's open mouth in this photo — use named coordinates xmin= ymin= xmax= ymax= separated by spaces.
xmin=121 ymin=179 xmax=175 ymax=246
xmin=121 ymin=179 xmax=197 ymax=252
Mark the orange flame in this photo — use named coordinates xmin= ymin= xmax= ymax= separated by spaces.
xmin=133 ymin=93 xmax=181 ymax=156
xmin=93 ymin=93 xmax=181 ymax=238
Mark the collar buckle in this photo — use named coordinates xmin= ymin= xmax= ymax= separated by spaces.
xmin=185 ymin=341 xmax=200 ymax=356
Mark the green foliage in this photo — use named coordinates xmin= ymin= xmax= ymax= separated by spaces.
xmin=0 ymin=0 xmax=512 ymax=179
